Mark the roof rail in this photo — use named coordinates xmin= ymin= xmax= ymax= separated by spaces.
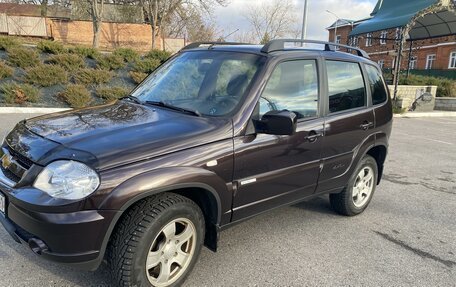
xmin=181 ymin=41 xmax=250 ymax=51
xmin=261 ymin=39 xmax=370 ymax=58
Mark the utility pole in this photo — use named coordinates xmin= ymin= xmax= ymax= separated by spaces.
xmin=301 ymin=0 xmax=309 ymax=40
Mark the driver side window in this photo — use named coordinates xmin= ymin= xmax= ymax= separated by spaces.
xmin=259 ymin=60 xmax=319 ymax=119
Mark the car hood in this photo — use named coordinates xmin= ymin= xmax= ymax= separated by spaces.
xmin=22 ymin=101 xmax=232 ymax=170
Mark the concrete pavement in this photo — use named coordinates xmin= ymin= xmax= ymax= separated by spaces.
xmin=0 ymin=114 xmax=455 ymax=287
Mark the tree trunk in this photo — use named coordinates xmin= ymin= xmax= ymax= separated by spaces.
xmin=40 ymin=0 xmax=48 ymax=17
xmin=91 ymin=0 xmax=104 ymax=49
xmin=93 ymin=19 xmax=101 ymax=48
xmin=151 ymin=24 xmax=156 ymax=49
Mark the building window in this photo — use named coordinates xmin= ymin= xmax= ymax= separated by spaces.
xmin=335 ymin=35 xmax=341 ymax=50
xmin=380 ymin=30 xmax=387 ymax=44
xmin=349 ymin=36 xmax=359 ymax=47
xmin=353 ymin=36 xmax=359 ymax=47
xmin=378 ymin=60 xmax=384 ymax=69
xmin=426 ymin=54 xmax=436 ymax=69
xmin=409 ymin=56 xmax=417 ymax=70
xmin=449 ymin=52 xmax=456 ymax=69
xmin=395 ymin=27 xmax=402 ymax=41
xmin=366 ymin=33 xmax=373 ymax=47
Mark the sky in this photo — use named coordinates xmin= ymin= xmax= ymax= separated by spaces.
xmin=213 ymin=0 xmax=378 ymax=41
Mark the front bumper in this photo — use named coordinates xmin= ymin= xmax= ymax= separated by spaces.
xmin=0 ymin=191 xmax=119 ymax=270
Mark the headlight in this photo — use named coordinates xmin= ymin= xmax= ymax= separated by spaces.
xmin=34 ymin=160 xmax=100 ymax=200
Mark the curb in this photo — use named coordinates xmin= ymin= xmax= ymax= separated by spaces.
xmin=0 ymin=107 xmax=71 ymax=114
xmin=394 ymin=111 xmax=456 ymax=118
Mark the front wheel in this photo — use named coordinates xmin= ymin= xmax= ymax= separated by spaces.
xmin=330 ymin=155 xmax=378 ymax=216
xmin=108 ymin=193 xmax=205 ymax=287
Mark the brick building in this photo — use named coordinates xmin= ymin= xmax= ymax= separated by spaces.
xmin=327 ymin=0 xmax=456 ymax=72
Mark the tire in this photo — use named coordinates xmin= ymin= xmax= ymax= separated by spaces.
xmin=107 ymin=193 xmax=205 ymax=287
xmin=330 ymin=155 xmax=378 ymax=216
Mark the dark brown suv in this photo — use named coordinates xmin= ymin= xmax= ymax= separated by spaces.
xmin=0 ymin=39 xmax=392 ymax=286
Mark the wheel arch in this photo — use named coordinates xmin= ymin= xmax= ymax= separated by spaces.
xmin=365 ymin=144 xmax=387 ymax=184
xmin=96 ymin=167 xmax=229 ymax=269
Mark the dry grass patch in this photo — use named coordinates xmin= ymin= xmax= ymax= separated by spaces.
xmin=25 ymin=65 xmax=68 ymax=87
xmin=96 ymin=86 xmax=130 ymax=102
xmin=59 ymin=84 xmax=92 ymax=108
xmin=113 ymin=48 xmax=139 ymax=63
xmin=7 ymin=47 xmax=40 ymax=68
xmin=144 ymin=49 xmax=171 ymax=63
xmin=133 ymin=58 xmax=160 ymax=73
xmin=68 ymin=45 xmax=100 ymax=59
xmin=74 ymin=68 xmax=113 ymax=85
xmin=129 ymin=71 xmax=147 ymax=84
xmin=47 ymin=54 xmax=85 ymax=72
xmin=37 ymin=40 xmax=67 ymax=54
xmin=0 ymin=61 xmax=14 ymax=79
xmin=0 ymin=36 xmax=20 ymax=50
xmin=96 ymin=54 xmax=125 ymax=70
xmin=1 ymin=82 xmax=40 ymax=104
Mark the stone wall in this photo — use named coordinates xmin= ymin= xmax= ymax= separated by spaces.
xmin=435 ymin=97 xmax=456 ymax=111
xmin=388 ymin=85 xmax=437 ymax=111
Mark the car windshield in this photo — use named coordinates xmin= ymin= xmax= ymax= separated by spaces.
xmin=130 ymin=51 xmax=265 ymax=116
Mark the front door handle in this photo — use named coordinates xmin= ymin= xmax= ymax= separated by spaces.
xmin=360 ymin=121 xmax=374 ymax=130
xmin=305 ymin=131 xmax=323 ymax=142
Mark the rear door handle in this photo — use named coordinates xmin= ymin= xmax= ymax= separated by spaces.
xmin=360 ymin=121 xmax=374 ymax=130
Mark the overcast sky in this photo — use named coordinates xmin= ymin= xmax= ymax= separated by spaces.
xmin=213 ymin=0 xmax=377 ymax=41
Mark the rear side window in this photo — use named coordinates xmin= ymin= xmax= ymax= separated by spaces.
xmin=326 ymin=61 xmax=366 ymax=113
xmin=365 ymin=64 xmax=388 ymax=105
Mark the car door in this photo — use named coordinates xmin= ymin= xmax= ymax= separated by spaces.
xmin=316 ymin=59 xmax=375 ymax=193
xmin=232 ymin=58 xmax=325 ymax=221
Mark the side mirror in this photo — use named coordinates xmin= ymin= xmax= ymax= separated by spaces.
xmin=255 ymin=110 xmax=297 ymax=135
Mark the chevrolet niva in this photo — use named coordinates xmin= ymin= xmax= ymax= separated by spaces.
xmin=0 ymin=39 xmax=392 ymax=286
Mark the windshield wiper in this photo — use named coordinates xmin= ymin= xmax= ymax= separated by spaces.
xmin=120 ymin=95 xmax=143 ymax=104
xmin=144 ymin=101 xmax=201 ymax=117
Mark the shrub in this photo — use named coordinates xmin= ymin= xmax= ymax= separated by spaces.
xmin=37 ymin=40 xmax=67 ymax=54
xmin=399 ymin=74 xmax=456 ymax=97
xmin=144 ymin=49 xmax=171 ymax=63
xmin=1 ymin=82 xmax=40 ymax=104
xmin=129 ymin=71 xmax=147 ymax=84
xmin=133 ymin=58 xmax=160 ymax=73
xmin=0 ymin=61 xmax=14 ymax=79
xmin=113 ymin=48 xmax=139 ymax=63
xmin=96 ymin=54 xmax=125 ymax=70
xmin=74 ymin=68 xmax=113 ymax=85
xmin=0 ymin=36 xmax=20 ymax=50
xmin=96 ymin=86 xmax=129 ymax=102
xmin=25 ymin=64 xmax=68 ymax=87
xmin=59 ymin=84 xmax=92 ymax=108
xmin=68 ymin=45 xmax=100 ymax=59
xmin=7 ymin=47 xmax=40 ymax=68
xmin=46 ymin=53 xmax=85 ymax=72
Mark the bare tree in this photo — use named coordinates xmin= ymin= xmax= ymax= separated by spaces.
xmin=85 ymin=0 xmax=104 ymax=48
xmin=165 ymin=6 xmax=218 ymax=42
xmin=139 ymin=0 xmax=227 ymax=49
xmin=243 ymin=0 xmax=298 ymax=43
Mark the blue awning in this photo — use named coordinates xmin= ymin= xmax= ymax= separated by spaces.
xmin=350 ymin=0 xmax=456 ymax=40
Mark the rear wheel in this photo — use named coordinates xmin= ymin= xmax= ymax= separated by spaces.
xmin=108 ymin=193 xmax=205 ymax=287
xmin=330 ymin=155 xmax=378 ymax=216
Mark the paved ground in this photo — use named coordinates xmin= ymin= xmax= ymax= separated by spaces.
xmin=0 ymin=114 xmax=455 ymax=287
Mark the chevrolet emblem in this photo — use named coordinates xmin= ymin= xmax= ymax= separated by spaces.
xmin=1 ymin=153 xmax=12 ymax=170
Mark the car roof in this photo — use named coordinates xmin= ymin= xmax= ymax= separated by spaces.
xmin=183 ymin=44 xmax=374 ymax=65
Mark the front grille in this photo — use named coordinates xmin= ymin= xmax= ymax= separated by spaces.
xmin=1 ymin=165 xmax=21 ymax=182
xmin=7 ymin=148 xmax=33 ymax=169
xmin=1 ymin=146 xmax=33 ymax=184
